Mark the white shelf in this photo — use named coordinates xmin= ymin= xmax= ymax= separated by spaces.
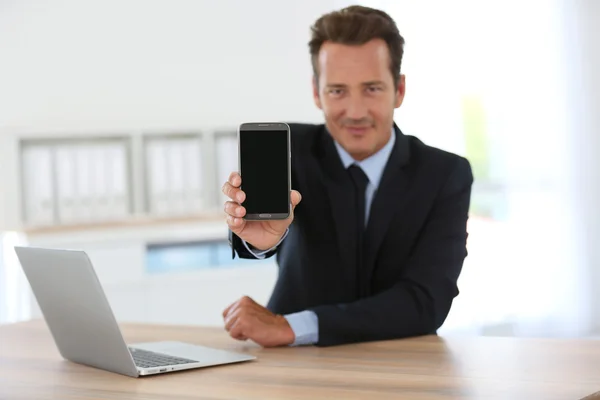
xmin=16 ymin=129 xmax=238 ymax=231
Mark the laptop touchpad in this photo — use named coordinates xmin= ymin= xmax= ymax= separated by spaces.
xmin=130 ymin=341 xmax=255 ymax=364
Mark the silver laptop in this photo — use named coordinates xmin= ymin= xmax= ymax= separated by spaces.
xmin=14 ymin=246 xmax=256 ymax=377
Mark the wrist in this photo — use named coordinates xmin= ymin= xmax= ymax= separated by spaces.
xmin=247 ymin=241 xmax=276 ymax=252
xmin=277 ymin=314 xmax=295 ymax=345
xmin=248 ymin=231 xmax=287 ymax=252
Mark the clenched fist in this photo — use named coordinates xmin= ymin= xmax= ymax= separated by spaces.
xmin=222 ymin=296 xmax=295 ymax=347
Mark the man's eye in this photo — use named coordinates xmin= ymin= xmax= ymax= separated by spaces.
xmin=367 ymin=86 xmax=382 ymax=93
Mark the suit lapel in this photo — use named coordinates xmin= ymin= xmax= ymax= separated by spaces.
xmin=314 ymin=128 xmax=359 ymax=287
xmin=362 ymin=126 xmax=411 ymax=291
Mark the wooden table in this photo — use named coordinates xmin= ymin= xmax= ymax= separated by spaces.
xmin=1 ymin=320 xmax=599 ymax=399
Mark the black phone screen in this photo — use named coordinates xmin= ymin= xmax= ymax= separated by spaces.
xmin=239 ymin=129 xmax=289 ymax=216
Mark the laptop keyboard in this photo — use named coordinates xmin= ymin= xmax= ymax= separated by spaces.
xmin=129 ymin=348 xmax=198 ymax=369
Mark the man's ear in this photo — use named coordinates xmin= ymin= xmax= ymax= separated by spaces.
xmin=312 ymin=76 xmax=322 ymax=110
xmin=394 ymin=74 xmax=406 ymax=108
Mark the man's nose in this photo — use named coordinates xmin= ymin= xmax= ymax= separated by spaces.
xmin=345 ymin=96 xmax=368 ymax=120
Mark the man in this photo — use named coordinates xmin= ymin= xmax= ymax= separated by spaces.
xmin=221 ymin=5 xmax=473 ymax=347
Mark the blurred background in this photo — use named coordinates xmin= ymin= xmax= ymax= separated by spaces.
xmin=1 ymin=0 xmax=599 ymax=339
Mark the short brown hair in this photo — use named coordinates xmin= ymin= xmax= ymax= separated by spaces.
xmin=309 ymin=5 xmax=405 ymax=87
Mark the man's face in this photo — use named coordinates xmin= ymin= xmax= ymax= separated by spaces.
xmin=313 ymin=39 xmax=405 ymax=161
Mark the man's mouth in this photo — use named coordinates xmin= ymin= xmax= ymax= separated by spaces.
xmin=344 ymin=126 xmax=370 ymax=135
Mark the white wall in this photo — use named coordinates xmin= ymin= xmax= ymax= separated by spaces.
xmin=0 ymin=0 xmax=334 ymax=132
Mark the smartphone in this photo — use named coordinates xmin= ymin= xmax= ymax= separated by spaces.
xmin=238 ymin=122 xmax=291 ymax=220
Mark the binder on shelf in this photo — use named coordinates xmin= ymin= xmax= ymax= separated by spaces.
xmin=55 ymin=144 xmax=78 ymax=224
xmin=167 ymin=139 xmax=186 ymax=216
xmin=145 ymin=135 xmax=205 ymax=218
xmin=215 ymin=134 xmax=238 ymax=205
xmin=90 ymin=143 xmax=112 ymax=221
xmin=106 ymin=143 xmax=129 ymax=219
xmin=21 ymin=145 xmax=55 ymax=226
xmin=74 ymin=144 xmax=94 ymax=222
xmin=52 ymin=140 xmax=130 ymax=225
xmin=182 ymin=138 xmax=203 ymax=214
xmin=146 ymin=139 xmax=170 ymax=216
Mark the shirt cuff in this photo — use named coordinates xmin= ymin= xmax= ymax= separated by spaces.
xmin=242 ymin=229 xmax=289 ymax=259
xmin=284 ymin=310 xmax=319 ymax=346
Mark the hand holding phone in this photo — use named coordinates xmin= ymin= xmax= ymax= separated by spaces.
xmin=222 ymin=123 xmax=302 ymax=251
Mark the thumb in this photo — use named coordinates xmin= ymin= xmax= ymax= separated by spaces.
xmin=290 ymin=190 xmax=302 ymax=209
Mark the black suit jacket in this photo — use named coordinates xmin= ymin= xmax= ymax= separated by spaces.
xmin=230 ymin=123 xmax=473 ymax=346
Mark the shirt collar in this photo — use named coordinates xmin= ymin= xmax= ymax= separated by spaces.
xmin=333 ymin=127 xmax=396 ymax=189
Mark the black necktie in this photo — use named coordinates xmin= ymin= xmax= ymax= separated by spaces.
xmin=347 ymin=164 xmax=369 ymax=296
xmin=348 ymin=164 xmax=369 ymax=230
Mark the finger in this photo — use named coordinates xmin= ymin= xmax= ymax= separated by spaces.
xmin=224 ymin=201 xmax=246 ymax=218
xmin=224 ymin=308 xmax=241 ymax=332
xmin=229 ymin=318 xmax=249 ymax=341
xmin=222 ymin=297 xmax=242 ymax=319
xmin=225 ymin=310 xmax=258 ymax=336
xmin=226 ymin=296 xmax=255 ymax=317
xmin=224 ymin=296 xmax=257 ymax=324
xmin=223 ymin=297 xmax=246 ymax=320
xmin=226 ymin=215 xmax=246 ymax=233
xmin=228 ymin=172 xmax=242 ymax=188
xmin=290 ymin=190 xmax=302 ymax=208
xmin=222 ymin=182 xmax=246 ymax=203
